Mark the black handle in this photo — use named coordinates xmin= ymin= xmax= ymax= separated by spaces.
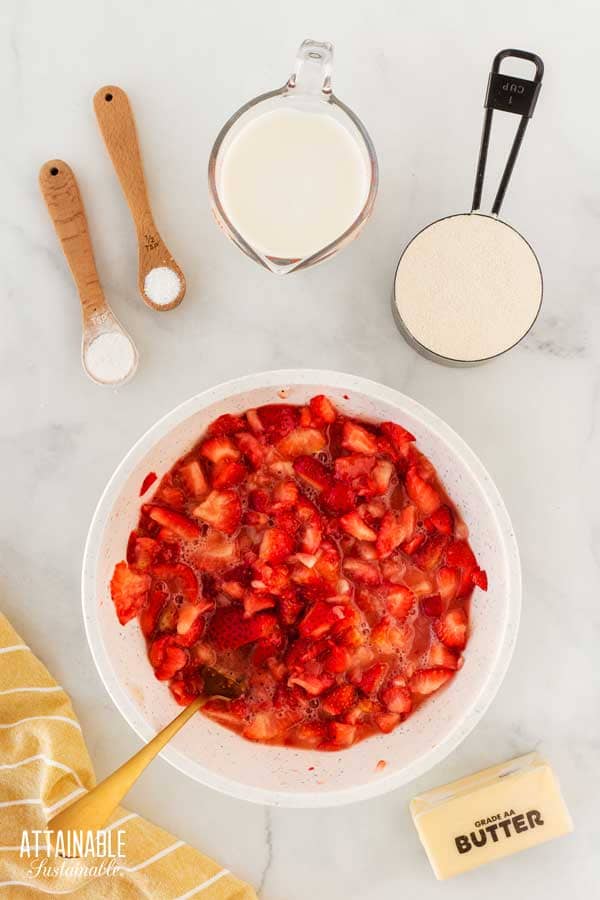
xmin=472 ymin=49 xmax=544 ymax=216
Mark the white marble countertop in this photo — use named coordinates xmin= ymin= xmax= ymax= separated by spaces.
xmin=2 ymin=0 xmax=599 ymax=896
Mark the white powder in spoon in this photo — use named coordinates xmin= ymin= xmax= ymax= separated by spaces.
xmin=85 ymin=332 xmax=136 ymax=384
xmin=144 ymin=267 xmax=181 ymax=306
xmin=394 ymin=213 xmax=542 ymax=362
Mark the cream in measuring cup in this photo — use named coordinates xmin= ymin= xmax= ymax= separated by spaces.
xmin=209 ymin=40 xmax=378 ymax=273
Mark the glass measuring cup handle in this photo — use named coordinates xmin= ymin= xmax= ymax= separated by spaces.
xmin=287 ymin=39 xmax=333 ymax=96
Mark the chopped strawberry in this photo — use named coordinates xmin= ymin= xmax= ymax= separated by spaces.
xmin=273 ymin=480 xmax=299 ymax=507
xmin=180 ymin=460 xmax=208 ymax=497
xmin=246 ymin=409 xmax=263 ymax=434
xmin=380 ymin=421 xmax=415 ymax=450
xmin=339 ymin=510 xmax=377 ymax=542
xmin=405 ymin=466 xmax=442 ymax=515
xmin=243 ymin=591 xmax=276 ymax=618
xmin=327 ymin=721 xmax=357 ymax=748
xmin=152 ymin=563 xmax=199 ymax=603
xmin=436 ymin=566 xmax=459 ymax=603
xmin=343 ymin=557 xmax=381 ymax=584
xmin=472 ymin=567 xmax=488 ymax=590
xmin=170 ymin=677 xmax=201 ymax=706
xmin=321 ymin=683 xmax=357 ymax=716
xmin=144 ymin=506 xmax=200 ymax=541
xmin=193 ymin=490 xmax=242 ymax=535
xmin=342 ymin=421 xmax=378 ymax=455
xmin=445 ymin=540 xmax=477 ymax=569
xmin=334 ymin=454 xmax=375 ymax=481
xmin=154 ymin=482 xmax=186 ymax=510
xmin=208 ymin=606 xmax=278 ymax=650
xmin=428 ymin=642 xmax=460 ymax=670
xmin=288 ymin=672 xmax=335 ymax=696
xmin=371 ymin=617 xmax=414 ymax=654
xmin=212 ymin=458 xmax=247 ymax=489
xmin=110 ymin=562 xmax=152 ymax=625
xmin=401 ymin=532 xmax=426 ymax=556
xmin=409 ymin=667 xmax=454 ymax=694
xmin=314 ymin=541 xmax=341 ymax=583
xmin=322 ymin=482 xmax=355 ymax=514
xmin=299 ymin=406 xmax=312 ymax=427
xmin=293 ymin=455 xmax=331 ymax=491
xmin=384 ymin=584 xmax=415 ymax=620
xmin=424 ymin=505 xmax=454 ymax=535
xmin=139 ymin=471 xmax=158 ymax=496
xmin=148 ymin=635 xmax=188 ymax=680
xmin=376 ymin=505 xmax=417 ymax=558
xmin=297 ymin=497 xmax=323 ymax=553
xmin=434 ymin=607 xmax=468 ymax=649
xmin=207 ymin=413 xmax=246 ymax=436
xmin=200 ymin=435 xmax=240 ymax=464
xmin=243 ymin=710 xmax=284 ymax=741
xmin=175 ymin=604 xmax=206 ymax=646
xmin=382 ymin=678 xmax=412 ymax=715
xmin=259 ymin=528 xmax=294 ymax=565
xmin=256 ymin=404 xmax=299 ymax=442
xmin=413 ymin=533 xmax=449 ymax=570
xmin=295 ymin=721 xmax=328 ymax=747
xmin=139 ymin=587 xmax=167 ymax=637
xmin=420 ymin=593 xmax=443 ymax=617
xmin=324 ymin=643 xmax=352 ymax=674
xmin=309 ymin=394 xmax=337 ymax=424
xmin=375 ymin=712 xmax=401 ymax=733
xmin=277 ymin=427 xmax=327 ymax=458
xmin=279 ymin=588 xmax=305 ymax=626
xmin=298 ymin=599 xmax=340 ymax=639
xmin=128 ymin=535 xmax=160 ymax=570
xmin=191 ymin=529 xmax=238 ymax=571
xmin=203 ymin=696 xmax=249 ymax=727
xmin=369 ymin=459 xmax=394 ymax=495
xmin=356 ymin=661 xmax=388 ymax=695
xmin=235 ymin=432 xmax=264 ymax=468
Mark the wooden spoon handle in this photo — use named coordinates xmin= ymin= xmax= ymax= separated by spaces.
xmin=39 ymin=160 xmax=107 ymax=324
xmin=49 ymin=695 xmax=206 ymax=838
xmin=94 ymin=85 xmax=155 ymax=237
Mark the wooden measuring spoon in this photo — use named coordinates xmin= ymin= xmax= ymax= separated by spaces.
xmin=49 ymin=668 xmax=244 ymax=845
xmin=94 ymin=86 xmax=186 ymax=312
xmin=39 ymin=160 xmax=138 ymax=386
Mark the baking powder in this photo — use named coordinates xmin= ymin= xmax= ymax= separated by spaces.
xmin=144 ymin=267 xmax=181 ymax=306
xmin=85 ymin=332 xmax=136 ymax=384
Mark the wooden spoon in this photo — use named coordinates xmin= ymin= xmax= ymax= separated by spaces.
xmin=94 ymin=85 xmax=186 ymax=312
xmin=39 ymin=160 xmax=138 ymax=386
xmin=49 ymin=668 xmax=243 ymax=846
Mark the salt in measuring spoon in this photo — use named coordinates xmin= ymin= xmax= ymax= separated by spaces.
xmin=94 ymin=86 xmax=186 ymax=311
xmin=39 ymin=160 xmax=138 ymax=386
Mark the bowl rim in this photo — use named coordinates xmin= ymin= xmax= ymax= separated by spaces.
xmin=82 ymin=369 xmax=521 ymax=807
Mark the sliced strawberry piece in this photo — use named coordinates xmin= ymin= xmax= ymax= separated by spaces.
xmin=246 ymin=409 xmax=263 ymax=434
xmin=277 ymin=427 xmax=327 ymax=458
xmin=326 ymin=721 xmax=357 ymax=749
xmin=154 ymin=482 xmax=186 ymax=510
xmin=139 ymin=471 xmax=158 ymax=496
xmin=356 ymin=661 xmax=388 ymax=695
xmin=128 ymin=535 xmax=160 ymax=570
xmin=170 ymin=677 xmax=202 ymax=706
xmin=420 ymin=593 xmax=443 ymax=617
xmin=299 ymin=406 xmax=312 ymax=427
xmin=272 ymin=480 xmax=299 ymax=507
xmin=409 ymin=667 xmax=454 ymax=695
xmin=382 ymin=678 xmax=412 ymax=715
xmin=243 ymin=710 xmax=284 ymax=742
xmin=252 ymin=632 xmax=284 ymax=666
xmin=314 ymin=541 xmax=341 ymax=583
xmin=208 ymin=606 xmax=278 ymax=650
xmin=297 ymin=497 xmax=323 ymax=553
xmin=380 ymin=421 xmax=416 ymax=450
xmin=110 ymin=561 xmax=151 ymax=625
xmin=180 ymin=459 xmax=208 ymax=498
xmin=343 ymin=557 xmax=381 ymax=584
xmin=148 ymin=635 xmax=188 ymax=680
xmin=401 ymin=532 xmax=426 ymax=556
xmin=152 ymin=563 xmax=199 ymax=603
xmin=235 ymin=432 xmax=264 ymax=468
xmin=191 ymin=529 xmax=238 ymax=571
xmin=424 ymin=504 xmax=454 ymax=535
xmin=256 ymin=404 xmax=299 ymax=442
xmin=405 ymin=466 xmax=442 ymax=515
xmin=436 ymin=566 xmax=460 ymax=603
xmin=375 ymin=712 xmax=401 ymax=734
xmin=243 ymin=591 xmax=276 ymax=618
xmin=294 ymin=721 xmax=328 ymax=747
xmin=376 ymin=505 xmax=417 ymax=558
xmin=273 ymin=508 xmax=298 ymax=536
xmin=384 ymin=583 xmax=415 ymax=620
xmin=293 ymin=455 xmax=331 ymax=492
xmin=207 ymin=413 xmax=246 ymax=436
xmin=371 ymin=616 xmax=414 ymax=654
xmin=144 ymin=505 xmax=200 ymax=541
xmin=254 ymin=561 xmax=291 ymax=595
xmin=288 ymin=672 xmax=335 ymax=696
xmin=203 ymin=696 xmax=249 ymax=728
xmin=298 ymin=599 xmax=339 ymax=639
xmin=212 ymin=458 xmax=247 ymax=489
xmin=259 ymin=528 xmax=294 ymax=565
xmin=428 ymin=642 xmax=460 ymax=670
xmin=321 ymin=683 xmax=357 ymax=716
xmin=339 ymin=510 xmax=377 ymax=542
xmin=139 ymin=587 xmax=167 ymax=637
xmin=193 ymin=490 xmax=242 ymax=535
xmin=279 ymin=587 xmax=305 ymax=626
xmin=472 ymin=567 xmax=488 ymax=590
xmin=323 ymin=643 xmax=352 ymax=674
xmin=322 ymin=482 xmax=355 ymax=514
xmin=341 ymin=421 xmax=378 ymax=455
xmin=200 ymin=435 xmax=240 ymax=464
xmin=369 ymin=459 xmax=394 ymax=495
xmin=175 ymin=604 xmax=206 ymax=646
xmin=334 ymin=454 xmax=375 ymax=481
xmin=309 ymin=394 xmax=337 ymax=424
xmin=445 ymin=539 xmax=477 ymax=569
xmin=413 ymin=533 xmax=449 ymax=570
xmin=434 ymin=607 xmax=468 ymax=649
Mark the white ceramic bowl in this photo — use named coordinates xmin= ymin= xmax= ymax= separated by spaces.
xmin=82 ymin=370 xmax=521 ymax=807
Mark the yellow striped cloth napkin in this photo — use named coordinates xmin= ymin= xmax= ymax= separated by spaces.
xmin=0 ymin=611 xmax=257 ymax=899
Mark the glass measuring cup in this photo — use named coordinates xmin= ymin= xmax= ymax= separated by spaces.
xmin=208 ymin=39 xmax=378 ymax=274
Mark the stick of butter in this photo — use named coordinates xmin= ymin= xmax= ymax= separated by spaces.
xmin=410 ymin=752 xmax=573 ymax=879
